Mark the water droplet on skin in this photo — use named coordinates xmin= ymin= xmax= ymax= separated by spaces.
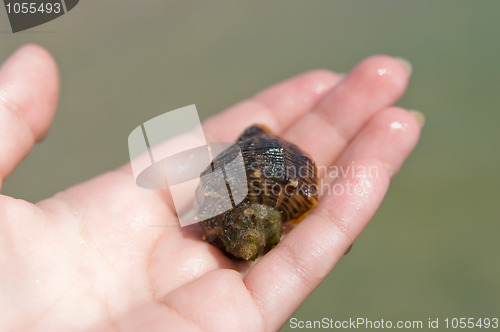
xmin=377 ymin=68 xmax=387 ymax=76
xmin=390 ymin=121 xmax=407 ymax=131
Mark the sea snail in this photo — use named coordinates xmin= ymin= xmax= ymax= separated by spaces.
xmin=196 ymin=124 xmax=318 ymax=260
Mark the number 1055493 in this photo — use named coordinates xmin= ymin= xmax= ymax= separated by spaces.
xmin=444 ymin=317 xmax=498 ymax=329
xmin=5 ymin=2 xmax=62 ymax=14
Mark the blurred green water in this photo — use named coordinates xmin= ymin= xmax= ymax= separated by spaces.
xmin=0 ymin=1 xmax=499 ymax=331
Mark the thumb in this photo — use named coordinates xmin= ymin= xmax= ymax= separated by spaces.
xmin=0 ymin=44 xmax=59 ymax=191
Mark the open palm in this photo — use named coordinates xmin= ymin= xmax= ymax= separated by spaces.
xmin=0 ymin=45 xmax=421 ymax=332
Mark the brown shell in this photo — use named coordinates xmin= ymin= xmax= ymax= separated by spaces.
xmin=196 ymin=124 xmax=318 ymax=260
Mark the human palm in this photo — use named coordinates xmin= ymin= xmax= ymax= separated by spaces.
xmin=0 ymin=45 xmax=421 ymax=332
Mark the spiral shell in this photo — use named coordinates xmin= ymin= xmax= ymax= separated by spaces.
xmin=196 ymin=124 xmax=318 ymax=260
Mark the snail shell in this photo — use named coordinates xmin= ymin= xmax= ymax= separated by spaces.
xmin=196 ymin=124 xmax=318 ymax=260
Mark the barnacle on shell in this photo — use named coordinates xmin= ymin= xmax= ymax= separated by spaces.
xmin=196 ymin=124 xmax=318 ymax=260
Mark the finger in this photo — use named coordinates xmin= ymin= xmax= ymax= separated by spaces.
xmin=246 ymin=161 xmax=390 ymax=331
xmin=0 ymin=44 xmax=59 ymax=188
xmin=243 ymin=107 xmax=422 ymax=331
xmin=202 ymin=69 xmax=342 ymax=143
xmin=337 ymin=107 xmax=424 ymax=175
xmin=283 ymin=55 xmax=412 ymax=169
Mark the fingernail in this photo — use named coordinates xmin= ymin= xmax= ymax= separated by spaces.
xmin=409 ymin=110 xmax=425 ymax=128
xmin=394 ymin=57 xmax=412 ymax=76
xmin=384 ymin=163 xmax=394 ymax=178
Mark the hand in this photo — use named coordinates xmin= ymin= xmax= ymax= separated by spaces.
xmin=0 ymin=45 xmax=421 ymax=332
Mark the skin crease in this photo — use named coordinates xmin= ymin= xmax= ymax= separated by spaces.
xmin=0 ymin=44 xmax=421 ymax=332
